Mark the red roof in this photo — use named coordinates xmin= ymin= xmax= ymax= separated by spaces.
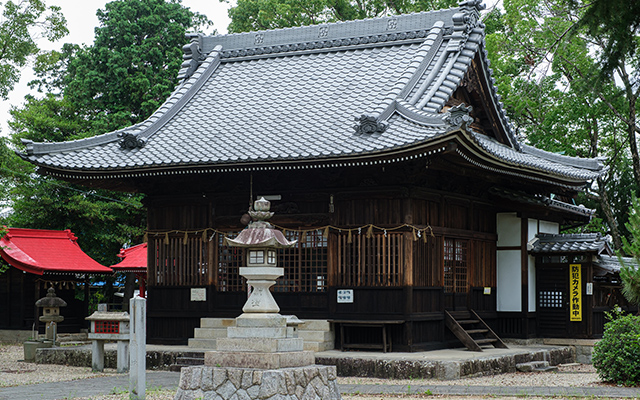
xmin=0 ymin=227 xmax=113 ymax=275
xmin=110 ymin=243 xmax=147 ymax=272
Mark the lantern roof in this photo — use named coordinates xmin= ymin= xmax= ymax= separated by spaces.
xmin=35 ymin=287 xmax=67 ymax=308
xmin=225 ymin=198 xmax=297 ymax=249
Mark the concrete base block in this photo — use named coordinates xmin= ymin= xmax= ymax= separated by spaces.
xmin=301 ymin=320 xmax=331 ymax=331
xmin=205 ymin=350 xmax=314 ymax=369
xmin=236 ymin=313 xmax=286 ymax=327
xmin=175 ymin=365 xmax=342 ymax=400
xmin=188 ymin=338 xmax=218 ymax=349
xmin=227 ymin=326 xmax=287 ymax=338
xmin=193 ymin=327 xmax=228 ymax=339
xmin=216 ymin=337 xmax=303 ymax=353
xmin=200 ymin=318 xmax=236 ymax=329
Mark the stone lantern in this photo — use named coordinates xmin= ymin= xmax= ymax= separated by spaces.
xmin=225 ymin=197 xmax=296 ymax=314
xmin=178 ymin=198 xmax=342 ymax=400
xmin=35 ymin=287 xmax=67 ymax=343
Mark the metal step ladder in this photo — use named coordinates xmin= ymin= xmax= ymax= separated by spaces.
xmin=445 ymin=309 xmax=508 ymax=351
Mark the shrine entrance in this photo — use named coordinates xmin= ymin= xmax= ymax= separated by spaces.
xmin=443 ymin=238 xmax=469 ymax=311
xmin=536 ymin=259 xmax=592 ymax=338
xmin=536 ymin=264 xmax=569 ymax=337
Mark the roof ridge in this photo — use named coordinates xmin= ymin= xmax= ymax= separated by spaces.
xmin=197 ymin=2 xmax=485 ymax=60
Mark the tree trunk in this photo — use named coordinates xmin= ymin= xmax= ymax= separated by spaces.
xmin=597 ymin=177 xmax=623 ymax=250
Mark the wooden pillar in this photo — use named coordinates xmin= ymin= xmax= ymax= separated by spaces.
xmin=520 ymin=217 xmax=529 ymax=338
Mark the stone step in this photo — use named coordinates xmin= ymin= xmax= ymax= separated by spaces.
xmin=193 ymin=327 xmax=228 ymax=339
xmin=516 ymin=361 xmax=551 ymax=372
xmin=200 ymin=318 xmax=236 ymax=329
xmin=188 ymin=338 xmax=218 ymax=349
xmin=175 ymin=356 xmax=205 ymax=366
xmin=300 ymin=319 xmax=331 ymax=331
xmin=303 ymin=340 xmax=334 ymax=352
xmin=298 ymin=330 xmax=334 ymax=343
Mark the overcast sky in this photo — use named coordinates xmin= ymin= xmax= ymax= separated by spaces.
xmin=0 ymin=0 xmax=233 ymax=137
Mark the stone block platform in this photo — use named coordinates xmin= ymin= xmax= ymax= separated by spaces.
xmin=174 ymin=365 xmax=341 ymax=400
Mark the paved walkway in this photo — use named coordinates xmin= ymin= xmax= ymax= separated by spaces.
xmin=2 ymin=371 xmax=639 ymax=399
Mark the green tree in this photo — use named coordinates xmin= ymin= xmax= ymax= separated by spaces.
xmin=226 ymin=0 xmax=458 ymax=32
xmin=3 ymin=0 xmax=211 ymax=290
xmin=484 ymin=0 xmax=638 ymax=248
xmin=0 ymin=0 xmax=67 ymax=100
xmin=568 ymin=0 xmax=640 ymax=77
xmin=620 ymin=195 xmax=640 ymax=309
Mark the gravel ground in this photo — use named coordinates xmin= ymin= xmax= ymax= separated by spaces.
xmin=0 ymin=343 xmax=610 ymax=400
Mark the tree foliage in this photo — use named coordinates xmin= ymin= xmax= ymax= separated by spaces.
xmin=568 ymin=0 xmax=640 ymax=77
xmin=3 ymin=0 xmax=212 ymax=278
xmin=484 ymin=0 xmax=639 ymax=247
xmin=226 ymin=0 xmax=458 ymax=32
xmin=13 ymin=0 xmax=212 ymax=138
xmin=593 ymin=309 xmax=640 ymax=386
xmin=620 ymin=195 xmax=640 ymax=308
xmin=0 ymin=0 xmax=67 ymax=100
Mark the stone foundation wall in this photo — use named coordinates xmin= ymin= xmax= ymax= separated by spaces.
xmin=316 ymin=346 xmax=576 ymax=380
xmin=35 ymin=347 xmax=186 ymax=370
xmin=175 ymin=365 xmax=341 ymax=400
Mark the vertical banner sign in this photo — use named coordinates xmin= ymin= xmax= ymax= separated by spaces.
xmin=570 ymin=264 xmax=582 ymax=322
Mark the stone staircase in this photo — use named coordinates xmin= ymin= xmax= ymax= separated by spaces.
xmin=298 ymin=319 xmax=334 ymax=352
xmin=171 ymin=317 xmax=335 ymax=370
xmin=187 ymin=318 xmax=236 ymax=349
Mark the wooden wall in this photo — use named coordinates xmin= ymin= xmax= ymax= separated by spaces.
xmin=0 ymin=267 xmax=88 ymax=333
xmin=143 ymin=179 xmax=501 ymax=349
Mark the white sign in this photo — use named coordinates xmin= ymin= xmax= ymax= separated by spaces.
xmin=586 ymin=282 xmax=593 ymax=295
xmin=190 ymin=288 xmax=207 ymax=301
xmin=337 ymin=289 xmax=354 ymax=303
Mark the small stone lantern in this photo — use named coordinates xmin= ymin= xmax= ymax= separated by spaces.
xmin=35 ymin=287 xmax=67 ymax=343
xmin=85 ymin=311 xmax=130 ymax=373
xmin=225 ymin=197 xmax=296 ymax=313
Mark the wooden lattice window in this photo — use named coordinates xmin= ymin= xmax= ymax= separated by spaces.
xmin=337 ymin=232 xmax=404 ymax=287
xmin=151 ymin=233 xmax=211 ymax=286
xmin=539 ymin=291 xmax=564 ymax=308
xmin=217 ymin=232 xmax=245 ymax=292
xmin=216 ymin=230 xmax=328 ymax=293
xmin=275 ymin=230 xmax=328 ymax=292
xmin=444 ymin=238 xmax=468 ymax=293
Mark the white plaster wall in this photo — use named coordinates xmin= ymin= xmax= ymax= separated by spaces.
xmin=528 ymin=254 xmax=536 ymax=312
xmin=528 ymin=218 xmax=538 ymax=240
xmin=497 ymin=250 xmax=522 ymax=312
xmin=497 ymin=213 xmax=520 ymax=247
xmin=539 ymin=220 xmax=560 ymax=234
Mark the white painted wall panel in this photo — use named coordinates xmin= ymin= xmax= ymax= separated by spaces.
xmin=528 ymin=218 xmax=538 ymax=241
xmin=539 ymin=220 xmax=560 ymax=234
xmin=497 ymin=213 xmax=520 ymax=247
xmin=528 ymin=255 xmax=536 ymax=312
xmin=497 ymin=250 xmax=522 ymax=312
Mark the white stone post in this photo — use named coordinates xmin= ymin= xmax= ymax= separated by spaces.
xmin=129 ymin=296 xmax=146 ymax=400
xmin=91 ymin=340 xmax=105 ymax=372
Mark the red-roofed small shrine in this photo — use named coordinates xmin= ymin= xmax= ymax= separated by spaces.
xmin=0 ymin=227 xmax=113 ymax=275
xmin=0 ymin=227 xmax=112 ymax=335
xmin=110 ymin=243 xmax=147 ymax=298
xmin=110 ymin=243 xmax=147 ymax=273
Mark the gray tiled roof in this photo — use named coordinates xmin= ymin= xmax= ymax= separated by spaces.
xmin=19 ymin=0 xmax=605 ymax=187
xmin=596 ymin=255 xmax=638 ymax=274
xmin=528 ymin=233 xmax=612 ymax=255
xmin=489 ymin=187 xmax=594 ymax=217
